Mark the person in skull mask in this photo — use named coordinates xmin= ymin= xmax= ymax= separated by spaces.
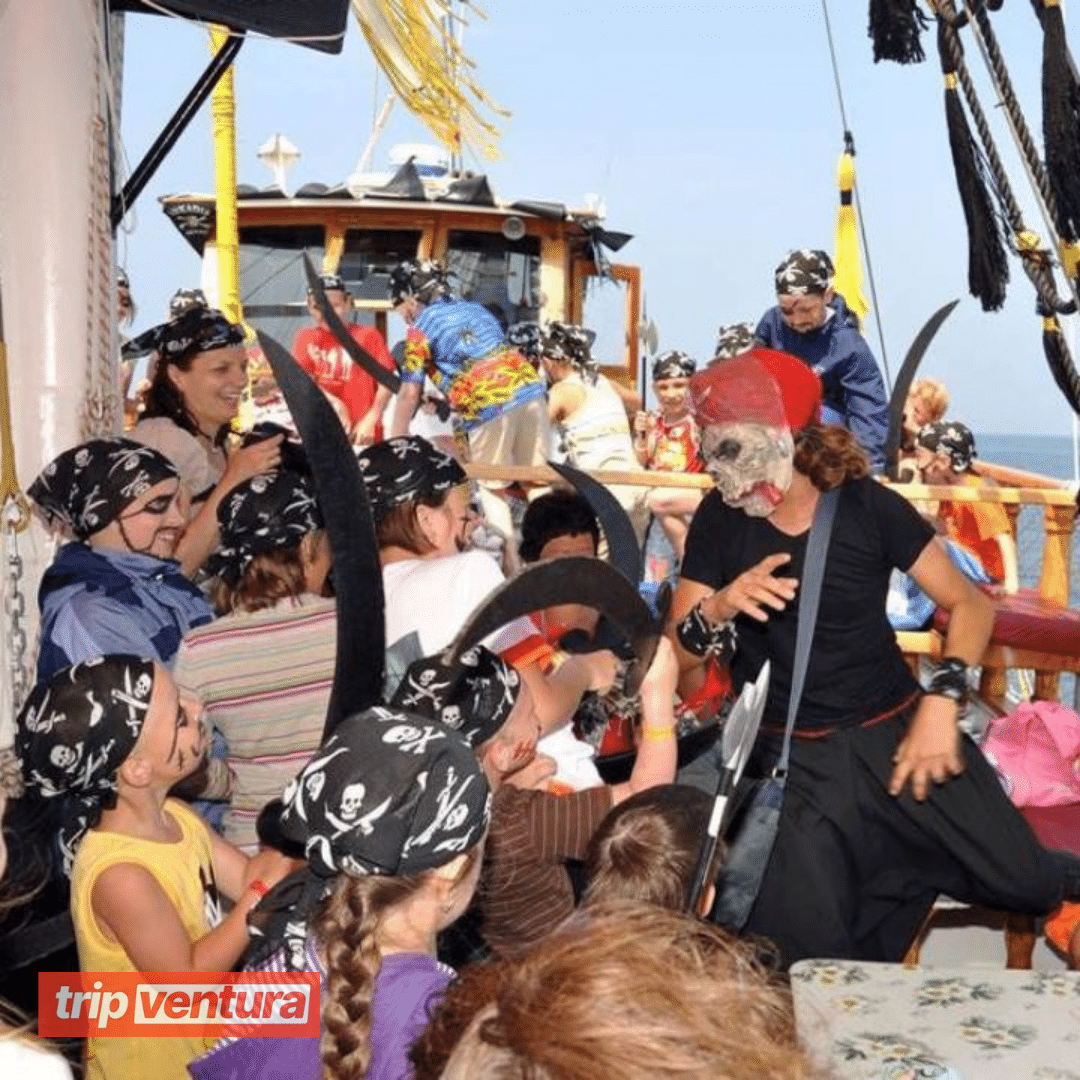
xmin=755 ymin=249 xmax=889 ymax=471
xmin=668 ymin=347 xmax=1080 ymax=965
xmin=29 ymin=438 xmax=214 ymax=681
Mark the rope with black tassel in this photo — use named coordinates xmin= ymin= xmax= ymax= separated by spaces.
xmin=934 ymin=3 xmax=1076 ymax=316
xmin=957 ymin=0 xmax=1080 ymax=292
xmin=869 ymin=0 xmax=930 ymax=64
xmin=935 ymin=14 xmax=1010 ymax=311
xmin=1033 ymin=0 xmax=1080 ymax=273
xmin=1042 ymin=314 xmax=1080 ymax=415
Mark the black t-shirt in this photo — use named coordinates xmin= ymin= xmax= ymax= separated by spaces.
xmin=681 ymin=477 xmax=935 ymax=730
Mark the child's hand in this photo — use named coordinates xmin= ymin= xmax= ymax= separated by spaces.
xmin=505 ymin=753 xmax=557 ymax=791
xmin=246 ymin=848 xmax=300 ymax=891
xmin=633 ymin=411 xmax=650 ymax=438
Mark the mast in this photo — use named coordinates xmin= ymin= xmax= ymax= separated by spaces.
xmin=209 ymin=25 xmax=243 ymax=326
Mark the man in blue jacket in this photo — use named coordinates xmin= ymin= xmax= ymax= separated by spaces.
xmin=755 ymin=248 xmax=889 ymax=471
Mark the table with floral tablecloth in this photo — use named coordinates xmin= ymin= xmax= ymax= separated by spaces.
xmin=791 ymin=959 xmax=1080 ymax=1080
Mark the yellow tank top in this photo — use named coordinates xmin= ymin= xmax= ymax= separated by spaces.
xmin=70 ymin=798 xmax=223 ymax=1080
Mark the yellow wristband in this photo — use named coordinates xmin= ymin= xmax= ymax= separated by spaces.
xmin=641 ymin=725 xmax=676 ymax=742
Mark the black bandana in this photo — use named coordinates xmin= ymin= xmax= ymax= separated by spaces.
xmin=121 ymin=306 xmax=245 ymax=363
xmin=16 ymin=656 xmax=156 ymax=875
xmin=252 ymin=707 xmax=491 ymax=969
xmin=774 ymin=249 xmax=834 ymax=296
xmin=651 ymin=350 xmax=696 ymax=382
xmin=309 ymin=272 xmax=345 ymax=295
xmin=390 ymin=646 xmax=521 ymax=747
xmin=712 ymin=322 xmax=758 ymax=363
xmin=542 ymin=322 xmax=596 ymax=374
xmin=206 ymin=471 xmax=323 ymax=586
xmin=168 ymin=288 xmax=208 ymax=320
xmin=916 ymin=420 xmax=976 ymax=472
xmin=506 ymin=322 xmax=543 ymax=362
xmin=389 ymin=259 xmax=450 ymax=305
xmin=29 ymin=438 xmax=179 ymax=540
xmin=356 ymin=436 xmax=466 ymax=524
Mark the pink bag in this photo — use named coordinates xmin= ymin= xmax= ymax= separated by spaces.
xmin=982 ymin=701 xmax=1080 ymax=808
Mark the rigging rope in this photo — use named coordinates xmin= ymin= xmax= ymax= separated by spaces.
xmin=820 ymin=0 xmax=893 ymax=388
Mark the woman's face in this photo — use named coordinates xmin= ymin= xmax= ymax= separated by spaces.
xmin=167 ymin=344 xmax=248 ymax=435
xmin=418 ymin=485 xmax=474 ymax=557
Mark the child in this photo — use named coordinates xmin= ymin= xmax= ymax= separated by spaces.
xmin=175 ymin=470 xmax=334 ymax=852
xmin=915 ymin=420 xmax=1019 ymax=593
xmin=896 ymin=377 xmax=950 ymax=482
xmin=391 ymin=640 xmax=679 ymax=957
xmin=190 ymin=706 xmax=491 ymax=1080
xmin=15 ymin=657 xmax=294 ymax=1080
xmin=632 ymin=350 xmax=704 ymax=578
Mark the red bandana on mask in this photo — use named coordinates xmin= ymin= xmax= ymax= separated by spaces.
xmin=688 ymin=348 xmax=822 ymax=433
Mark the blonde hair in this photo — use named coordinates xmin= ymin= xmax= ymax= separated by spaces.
xmin=908 ymin=377 xmax=950 ymax=423
xmin=314 ymin=846 xmax=481 ymax=1080
xmin=416 ymin=902 xmax=819 ymax=1080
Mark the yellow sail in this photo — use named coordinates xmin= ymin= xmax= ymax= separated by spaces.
xmin=834 ymin=149 xmax=869 ymax=325
xmin=351 ymin=0 xmax=508 ymax=160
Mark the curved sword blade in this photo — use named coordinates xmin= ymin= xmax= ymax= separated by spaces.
xmin=547 ymin=459 xmax=643 ymax=583
xmin=258 ymin=329 xmax=386 ymax=735
xmin=885 ymin=299 xmax=960 ymax=479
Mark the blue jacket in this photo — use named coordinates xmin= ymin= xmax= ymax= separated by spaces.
xmin=37 ymin=543 xmax=214 ymax=680
xmin=755 ymin=294 xmax=889 ymax=471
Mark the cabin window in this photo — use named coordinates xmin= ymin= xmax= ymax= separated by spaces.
xmin=446 ymin=229 xmax=541 ymax=331
xmin=239 ymin=225 xmax=326 ymax=344
xmin=342 ymin=228 xmax=424 ymax=303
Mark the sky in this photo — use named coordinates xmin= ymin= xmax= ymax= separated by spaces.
xmin=117 ymin=1 xmax=1080 ymax=436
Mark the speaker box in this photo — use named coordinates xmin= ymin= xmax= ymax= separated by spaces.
xmin=110 ymin=1 xmax=351 ymax=54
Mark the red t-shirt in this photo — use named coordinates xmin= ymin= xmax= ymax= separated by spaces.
xmin=291 ymin=324 xmax=396 ymax=433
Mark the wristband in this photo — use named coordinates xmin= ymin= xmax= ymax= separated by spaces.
xmin=676 ymin=602 xmax=736 ymax=661
xmin=248 ymin=878 xmax=270 ymax=899
xmin=641 ymin=725 xmax=676 ymax=742
xmin=926 ymin=656 xmax=969 ymax=704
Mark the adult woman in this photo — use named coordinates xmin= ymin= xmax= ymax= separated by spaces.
xmin=669 ymin=348 xmax=1080 ymax=964
xmin=130 ymin=305 xmax=281 ymax=575
xmin=173 ymin=470 xmax=333 ymax=852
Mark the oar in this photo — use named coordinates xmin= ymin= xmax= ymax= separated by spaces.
xmin=686 ymin=660 xmax=770 ymax=917
xmin=302 ymin=251 xmax=401 ymax=393
xmin=884 ymin=299 xmax=960 ymax=479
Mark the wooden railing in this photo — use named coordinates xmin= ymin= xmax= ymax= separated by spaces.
xmin=464 ymin=461 xmax=1080 ymax=707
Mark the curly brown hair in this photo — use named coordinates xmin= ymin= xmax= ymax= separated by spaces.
xmin=793 ymin=422 xmax=870 ymax=491
xmin=417 ymin=901 xmax=819 ymax=1080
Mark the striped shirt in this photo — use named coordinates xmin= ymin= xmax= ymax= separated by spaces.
xmin=482 ymin=783 xmax=613 ymax=957
xmin=174 ymin=595 xmax=337 ymax=851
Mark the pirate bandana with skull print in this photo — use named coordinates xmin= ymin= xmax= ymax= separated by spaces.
xmin=15 ymin=656 xmax=157 ymax=875
xmin=206 ymin=470 xmax=324 ymax=586
xmin=356 ymin=435 xmax=466 ymax=525
xmin=774 ymin=249 xmax=834 ymax=296
xmin=542 ymin=321 xmax=597 ymax=379
xmin=390 ymin=645 xmax=522 ymax=747
xmin=122 ymin=305 xmax=245 ymax=365
xmin=690 ymin=349 xmax=822 ymax=518
xmin=29 ymin=438 xmax=179 ymax=541
xmin=168 ymin=287 xmax=208 ymax=321
xmin=916 ymin=420 xmax=976 ymax=473
xmin=651 ymin=350 xmax=696 ymax=382
xmin=251 ymin=706 xmax=490 ymax=970
xmin=388 ymin=259 xmax=451 ymax=306
xmin=506 ymin=321 xmax=543 ymax=363
xmin=712 ymin=322 xmax=758 ymax=364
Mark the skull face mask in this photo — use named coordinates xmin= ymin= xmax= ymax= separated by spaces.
xmin=700 ymin=422 xmax=794 ymax=517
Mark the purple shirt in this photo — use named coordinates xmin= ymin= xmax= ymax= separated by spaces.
xmin=187 ymin=952 xmax=452 ymax=1080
